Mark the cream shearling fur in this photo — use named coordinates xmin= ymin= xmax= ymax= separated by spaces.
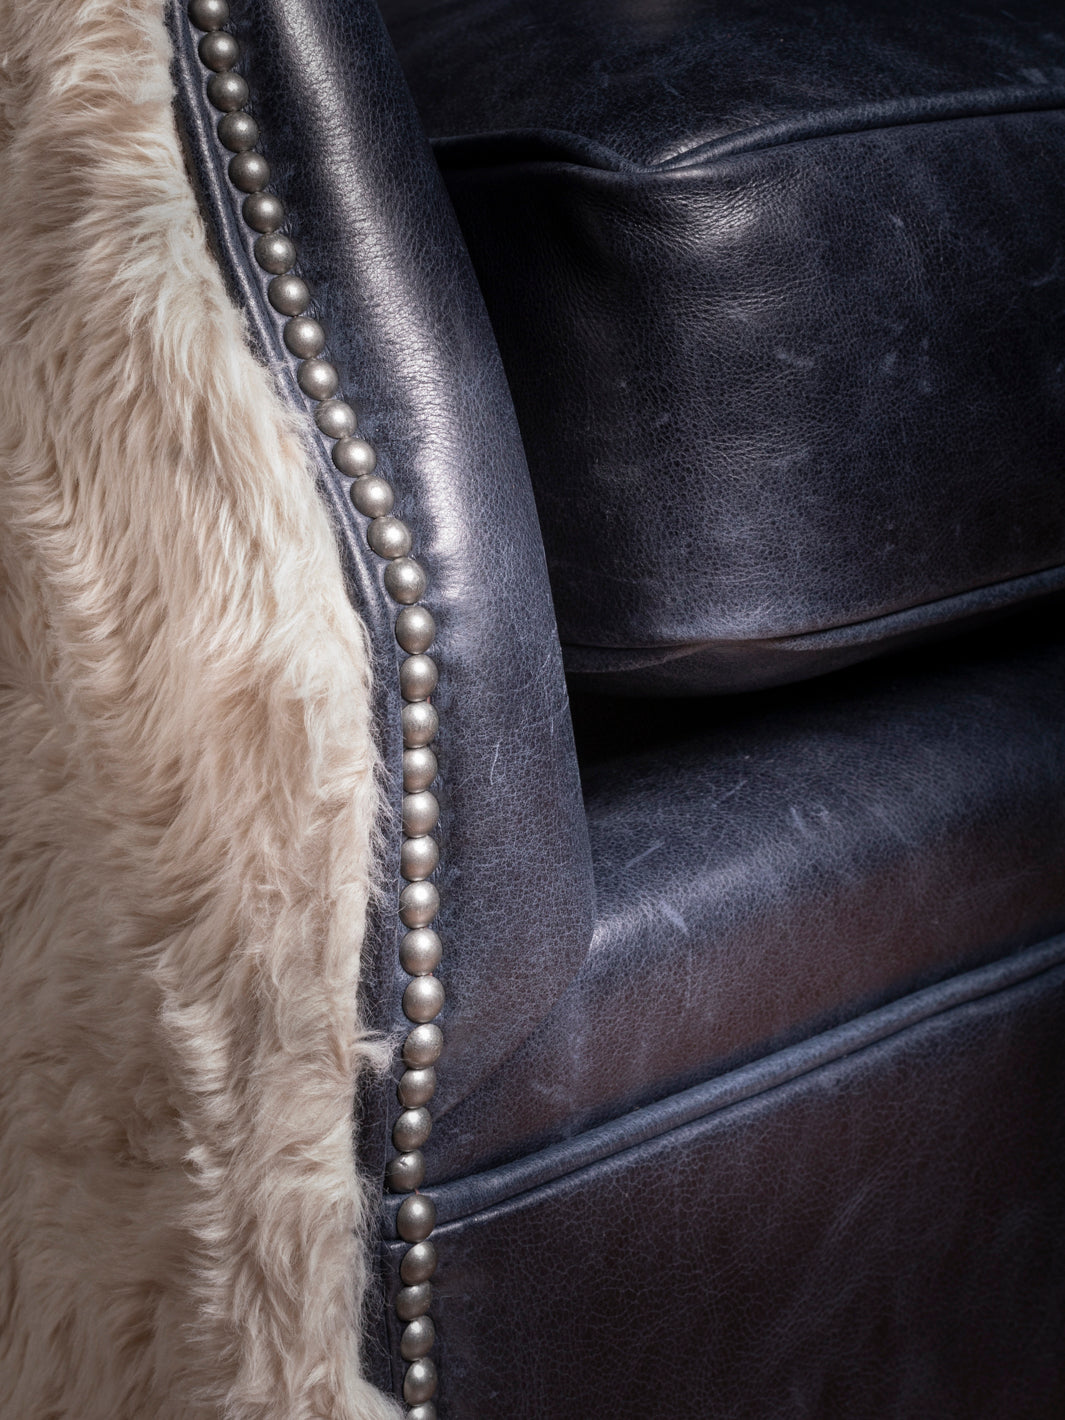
xmin=0 ymin=2 xmax=400 ymax=1416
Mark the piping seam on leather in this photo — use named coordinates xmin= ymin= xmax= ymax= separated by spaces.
xmin=431 ymin=85 xmax=1065 ymax=175
xmin=391 ymin=932 xmax=1065 ymax=1228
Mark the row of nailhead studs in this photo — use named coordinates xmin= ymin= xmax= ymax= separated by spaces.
xmin=188 ymin=2 xmax=443 ymax=1412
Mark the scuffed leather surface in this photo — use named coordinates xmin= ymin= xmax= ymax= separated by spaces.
xmin=382 ymin=940 xmax=1065 ymax=1416
xmin=382 ymin=0 xmax=1065 ymax=166
xmin=167 ymin=0 xmax=596 ymax=1178
xmin=382 ymin=0 xmax=1065 ymax=692
xmin=420 ymin=617 xmax=1065 ymax=1181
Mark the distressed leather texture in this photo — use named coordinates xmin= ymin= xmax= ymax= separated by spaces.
xmin=384 ymin=939 xmax=1065 ymax=1416
xmin=382 ymin=0 xmax=1065 ymax=692
xmin=168 ymin=0 xmax=1065 ymax=1412
xmin=418 ymin=614 xmax=1065 ymax=1181
xmin=169 ymin=0 xmax=596 ymax=1181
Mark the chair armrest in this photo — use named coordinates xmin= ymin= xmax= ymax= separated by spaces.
xmin=168 ymin=0 xmax=596 ymax=1176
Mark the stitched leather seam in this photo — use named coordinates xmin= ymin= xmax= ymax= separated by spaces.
xmin=431 ymin=85 xmax=1065 ymax=175
xmin=403 ymin=931 xmax=1065 ymax=1228
xmin=557 ymin=560 xmax=1065 ymax=664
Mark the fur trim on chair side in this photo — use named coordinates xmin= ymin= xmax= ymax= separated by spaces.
xmin=0 ymin=3 xmax=400 ymax=1416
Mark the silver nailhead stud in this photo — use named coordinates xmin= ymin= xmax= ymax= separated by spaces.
xmin=207 ymin=69 xmax=249 ymax=111
xmin=400 ymin=928 xmax=442 ymax=976
xmin=254 ymin=232 xmax=296 ymax=274
xmin=243 ymin=191 xmax=285 ymax=233
xmin=268 ymin=274 xmax=311 ymax=316
xmin=402 ymin=974 xmax=445 ymax=1023
xmin=403 ymin=1023 xmax=444 ymax=1069
xmin=385 ymin=557 xmax=428 ymax=606
xmin=198 ymin=30 xmax=239 ymax=70
xmin=399 ymin=882 xmax=440 ymax=932
xmin=398 ymin=1067 xmax=437 ymax=1108
xmin=350 ymin=475 xmax=394 ymax=517
xmin=407 ymin=1405 xmax=438 ymax=1420
xmin=397 ymin=1195 xmax=437 ymax=1244
xmin=400 ymin=1240 xmax=438 ymax=1285
xmin=217 ymin=110 xmax=259 ymax=152
xmin=402 ymin=792 xmax=440 ymax=838
xmin=400 ymin=653 xmax=438 ymax=702
xmin=297 ymin=358 xmax=339 ymax=400
xmin=396 ymin=1283 xmax=432 ymax=1321
xmin=283 ymin=316 xmax=326 ymax=357
xmin=199 ymin=42 xmax=449 ymax=1399
xmin=188 ymin=0 xmax=229 ymax=28
xmin=401 ymin=701 xmax=438 ymax=749
xmin=366 ymin=515 xmax=412 ymax=560
xmin=229 ymin=150 xmax=270 ymax=192
xmin=315 ymin=399 xmax=358 ymax=439
xmin=403 ymin=1358 xmax=438 ymax=1406
xmin=332 ymin=436 xmax=378 ymax=478
xmin=403 ymin=746 xmax=438 ymax=793
xmin=395 ymin=605 xmax=435 ymax=654
xmin=393 ymin=1107 xmax=432 ymax=1153
xmin=400 ymin=1316 xmax=436 ymax=1361
xmin=386 ymin=1150 xmax=426 ymax=1193
xmin=401 ymin=834 xmax=440 ymax=882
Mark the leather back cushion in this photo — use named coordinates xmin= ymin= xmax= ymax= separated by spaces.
xmin=383 ymin=0 xmax=1065 ymax=692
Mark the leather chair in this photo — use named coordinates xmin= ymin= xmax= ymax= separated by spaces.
xmin=170 ymin=0 xmax=1065 ymax=1413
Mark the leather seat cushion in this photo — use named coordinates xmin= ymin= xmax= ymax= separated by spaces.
xmin=382 ymin=0 xmax=1065 ymax=692
xmin=421 ymin=616 xmax=1065 ymax=1181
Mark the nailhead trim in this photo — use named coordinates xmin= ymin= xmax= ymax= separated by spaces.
xmin=187 ymin=5 xmax=442 ymax=1412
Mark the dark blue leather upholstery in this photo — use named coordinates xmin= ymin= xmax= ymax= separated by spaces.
xmin=383 ymin=936 xmax=1065 ymax=1416
xmin=417 ymin=616 xmax=1065 ymax=1180
xmin=169 ymin=0 xmax=596 ymax=1185
xmin=168 ymin=1 xmax=1065 ymax=1412
xmin=383 ymin=0 xmax=1065 ymax=692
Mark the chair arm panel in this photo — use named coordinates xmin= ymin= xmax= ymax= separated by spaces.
xmin=167 ymin=0 xmax=596 ymax=1159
